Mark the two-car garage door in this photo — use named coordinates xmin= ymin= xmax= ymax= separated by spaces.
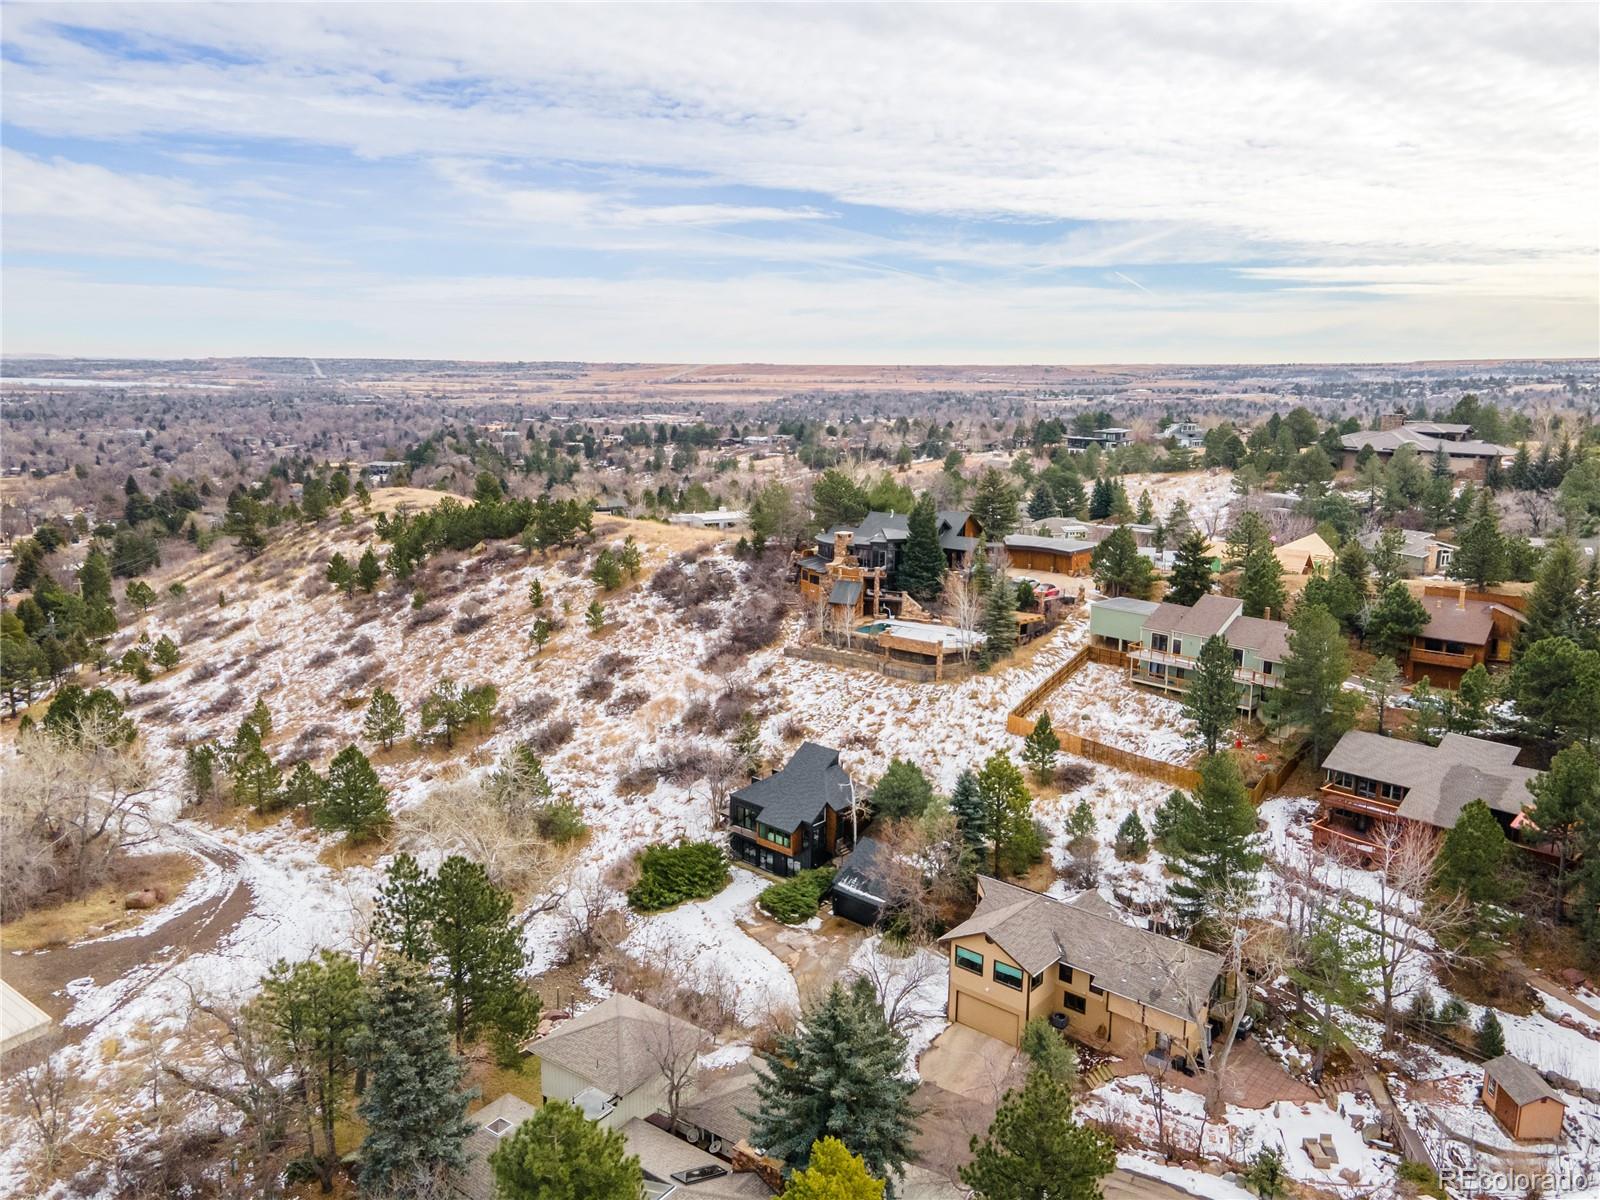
xmin=955 ymin=993 xmax=1019 ymax=1046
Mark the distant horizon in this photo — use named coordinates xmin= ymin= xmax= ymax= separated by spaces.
xmin=3 ymin=5 xmax=1596 ymax=361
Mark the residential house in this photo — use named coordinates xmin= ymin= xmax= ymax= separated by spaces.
xmin=1090 ymin=593 xmax=1290 ymax=715
xmin=1358 ymin=528 xmax=1456 ymax=577
xmin=1405 ymin=588 xmax=1525 ymax=686
xmin=729 ymin=742 xmax=860 ymax=876
xmin=1314 ymin=731 xmax=1542 ymax=862
xmin=532 ymin=995 xmax=709 ymax=1130
xmin=940 ymin=877 xmax=1222 ymax=1066
xmin=1003 ymin=532 xmax=1097 ymax=576
xmin=677 ymin=1060 xmax=764 ymax=1160
xmin=1272 ymin=532 xmax=1336 ymax=576
xmin=360 ymin=460 xmax=407 ymax=485
xmin=795 ymin=510 xmax=981 ymax=622
xmin=624 ymin=1118 xmax=775 ymax=1199
xmin=1064 ymin=427 xmax=1133 ymax=453
xmin=1481 ymin=1055 xmax=1567 ymax=1142
xmin=669 ymin=509 xmax=747 ymax=530
xmin=1087 ymin=597 xmax=1159 ymax=652
xmin=1340 ymin=421 xmax=1514 ymax=479
xmin=452 ymin=1093 xmax=537 ymax=1200
xmin=1162 ymin=421 xmax=1204 ymax=449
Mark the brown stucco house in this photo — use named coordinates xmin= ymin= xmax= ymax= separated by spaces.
xmin=1481 ymin=1055 xmax=1566 ymax=1141
xmin=939 ymin=877 xmax=1223 ymax=1067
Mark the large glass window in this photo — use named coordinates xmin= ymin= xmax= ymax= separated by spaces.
xmin=955 ymin=947 xmax=984 ymax=974
xmin=758 ymin=824 xmax=791 ymax=849
xmin=993 ymin=962 xmax=1024 ymax=990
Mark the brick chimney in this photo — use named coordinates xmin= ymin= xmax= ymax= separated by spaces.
xmin=1457 ymin=584 xmax=1467 ymax=610
xmin=1380 ymin=411 xmax=1407 ymax=432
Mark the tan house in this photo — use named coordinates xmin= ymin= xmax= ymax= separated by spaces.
xmin=1481 ymin=1055 xmax=1566 ymax=1141
xmin=1272 ymin=532 xmax=1335 ymax=576
xmin=532 ymin=995 xmax=709 ymax=1130
xmin=939 ymin=878 xmax=1223 ymax=1066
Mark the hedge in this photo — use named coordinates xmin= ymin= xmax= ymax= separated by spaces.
xmin=758 ymin=867 xmax=837 ymax=925
xmin=627 ymin=840 xmax=730 ymax=912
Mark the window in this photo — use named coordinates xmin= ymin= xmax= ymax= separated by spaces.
xmin=1089 ymin=983 xmax=1104 ymax=996
xmin=485 ymin=1117 xmax=512 ymax=1136
xmin=1031 ymin=971 xmax=1044 ymax=990
xmin=1232 ymin=648 xmax=1244 ymax=667
xmin=758 ymin=823 xmax=791 ymax=849
xmin=1058 ymin=964 xmax=1074 ymax=983
xmin=993 ymin=962 xmax=1024 ymax=990
xmin=1151 ymin=634 xmax=1169 ymax=652
xmin=955 ymin=947 xmax=984 ymax=975
xmin=1486 ymin=1079 xmax=1498 ymax=1098
xmin=1063 ymin=992 xmax=1087 ymax=1014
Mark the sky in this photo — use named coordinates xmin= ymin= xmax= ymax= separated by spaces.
xmin=1 ymin=3 xmax=1597 ymax=363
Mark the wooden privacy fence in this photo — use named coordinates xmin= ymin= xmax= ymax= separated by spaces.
xmin=1005 ymin=639 xmax=1302 ymax=800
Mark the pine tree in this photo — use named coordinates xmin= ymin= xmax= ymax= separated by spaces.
xmin=981 ymin=577 xmax=1018 ymax=662
xmin=1027 ymin=484 xmax=1058 ymax=522
xmin=356 ymin=547 xmax=382 ymax=593
xmin=327 ymin=554 xmax=356 ymax=597
xmin=364 ymin=687 xmax=406 ymax=750
xmin=1022 ymin=711 xmax=1060 ymax=784
xmin=898 ymin=494 xmax=947 ymax=602
xmin=1224 ymin=511 xmax=1272 ymax=571
xmin=317 ymin=745 xmax=390 ymax=840
xmin=785 ymin=1138 xmax=885 ymax=1200
xmin=751 ymin=978 xmax=918 ymax=1185
xmin=1182 ymin=633 xmax=1237 ymax=755
xmin=1166 ymin=529 xmax=1214 ymax=607
xmin=284 ymin=760 xmax=325 ymax=814
xmin=950 ymin=769 xmax=984 ymax=848
xmin=152 ymin=634 xmax=180 ymax=671
xmin=1090 ymin=525 xmax=1154 ymax=599
xmin=1525 ymin=745 xmax=1599 ymax=922
xmin=1087 ymin=477 xmax=1113 ymax=520
xmin=1238 ymin=540 xmax=1287 ymax=619
xmin=1135 ymin=489 xmax=1155 ymax=524
xmin=1019 ymin=1017 xmax=1078 ymax=1086
xmin=244 ymin=696 xmax=274 ymax=741
xmin=1519 ymin=536 xmax=1588 ymax=651
xmin=490 ymin=1101 xmax=642 ymax=1200
xmin=431 ymin=856 xmax=534 ymax=1048
xmin=358 ymin=958 xmax=475 ymax=1198
xmin=974 ymin=751 xmax=1033 ymax=876
xmin=1451 ymin=663 xmax=1492 ymax=735
xmin=812 ymin=470 xmax=872 ymax=531
xmin=1264 ymin=603 xmax=1359 ymax=764
xmin=232 ymin=743 xmax=283 ymax=814
xmin=959 ymin=1066 xmax=1114 ymax=1200
xmin=585 ymin=599 xmax=606 ymax=631
xmin=972 ymin=469 xmax=1020 ymax=539
xmin=1115 ymin=811 xmax=1148 ymax=860
xmin=1510 ymin=637 xmax=1600 ymax=747
xmin=1167 ymin=753 xmax=1262 ymax=930
xmin=1366 ymin=581 xmax=1429 ymax=659
xmin=1436 ymin=799 xmax=1510 ymax=905
xmin=1475 ymin=1009 xmax=1506 ymax=1058
xmin=1152 ymin=788 xmax=1195 ymax=848
xmin=1449 ymin=491 xmax=1506 ymax=591
xmin=374 ymin=853 xmax=438 ymax=962
xmin=1369 ymin=528 xmax=1406 ymax=593
xmin=870 ymin=758 xmax=934 ymax=821
xmin=1360 ymin=655 xmax=1401 ymax=735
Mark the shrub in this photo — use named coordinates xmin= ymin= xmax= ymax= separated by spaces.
xmin=758 ymin=868 xmax=836 ymax=925
xmin=527 ymin=719 xmax=575 ymax=754
xmin=534 ymin=799 xmax=588 ymax=845
xmin=452 ymin=612 xmax=491 ymax=636
xmin=1397 ymin=1161 xmax=1446 ymax=1199
xmin=512 ymin=695 xmax=558 ymax=723
xmin=577 ymin=676 xmax=614 ymax=703
xmin=606 ymin=687 xmax=650 ymax=716
xmin=307 ymin=647 xmax=337 ymax=669
xmin=627 ymin=841 xmax=730 ymax=912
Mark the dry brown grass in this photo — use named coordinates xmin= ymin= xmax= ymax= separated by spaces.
xmin=1 ymin=852 xmax=198 ymax=952
xmin=316 ymin=834 xmax=394 ymax=871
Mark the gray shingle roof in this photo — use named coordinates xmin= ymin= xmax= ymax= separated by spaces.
xmin=733 ymin=742 xmax=855 ymax=831
xmin=623 ymin=1118 xmax=774 ymax=1198
xmin=679 ymin=1060 xmax=762 ymax=1148
xmin=1145 ymin=593 xmax=1243 ymax=638
xmin=1484 ymin=1055 xmax=1564 ymax=1107
xmin=1341 ymin=428 xmax=1514 ymax=458
xmin=832 ymin=835 xmax=888 ymax=903
xmin=1320 ymin=731 xmax=1539 ymax=826
xmin=533 ymin=995 xmax=709 ymax=1098
xmin=453 ymin=1094 xmax=533 ymax=1200
xmin=1417 ymin=595 xmax=1523 ymax=644
xmin=940 ymin=878 xmax=1222 ymax=1023
xmin=1227 ymin=615 xmax=1290 ymax=663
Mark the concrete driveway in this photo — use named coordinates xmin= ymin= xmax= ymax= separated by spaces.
xmin=917 ymin=1023 xmax=1027 ymax=1103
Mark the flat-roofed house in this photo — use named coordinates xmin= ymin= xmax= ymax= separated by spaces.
xmin=1481 ymin=1056 xmax=1567 ymax=1142
xmin=1003 ymin=533 xmax=1098 ymax=576
xmin=1405 ymin=590 xmax=1524 ymax=686
xmin=1314 ymin=731 xmax=1541 ymax=863
xmin=1087 ymin=596 xmax=1159 ymax=652
xmin=532 ymin=995 xmax=710 ymax=1131
xmin=939 ymin=877 xmax=1222 ymax=1067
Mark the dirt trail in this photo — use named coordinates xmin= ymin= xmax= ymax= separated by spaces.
xmin=0 ymin=824 xmax=251 ymax=1074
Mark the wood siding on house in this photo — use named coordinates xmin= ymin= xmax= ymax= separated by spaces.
xmin=538 ymin=1063 xmax=666 ymax=1131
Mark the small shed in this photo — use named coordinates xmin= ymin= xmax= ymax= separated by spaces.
xmin=1 ymin=979 xmax=52 ymax=1055
xmin=1481 ymin=1054 xmax=1566 ymax=1141
xmin=831 ymin=836 xmax=889 ymax=926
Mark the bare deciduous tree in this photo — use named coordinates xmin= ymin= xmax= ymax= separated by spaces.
xmin=16 ymin=1058 xmax=77 ymax=1181
xmin=940 ymin=572 xmax=982 ymax=664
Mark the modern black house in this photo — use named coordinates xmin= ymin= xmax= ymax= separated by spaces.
xmin=830 ymin=835 xmax=889 ymax=926
xmin=729 ymin=742 xmax=859 ymax=876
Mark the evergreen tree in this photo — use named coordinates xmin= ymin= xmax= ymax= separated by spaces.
xmin=152 ymin=634 xmax=180 ymax=671
xmin=950 ymin=769 xmax=985 ymax=848
xmin=1167 ymin=753 xmax=1262 ymax=929
xmin=1475 ymin=1009 xmax=1506 ymax=1058
xmin=870 ymin=758 xmax=935 ymax=821
xmin=1090 ymin=525 xmax=1154 ymax=599
xmin=1449 ymin=491 xmax=1506 ymax=591
xmin=960 ymin=1066 xmax=1114 ymax=1200
xmin=1243 ymin=1148 xmax=1288 ymax=1200
xmin=1152 ymin=788 xmax=1195 ymax=848
xmin=1519 ymin=536 xmax=1589 ymax=651
xmin=1436 ymin=799 xmax=1510 ymax=905
xmin=1114 ymin=811 xmax=1148 ymax=860
xmin=1335 ymin=539 xmax=1371 ymax=606
xmin=585 ymin=599 xmax=606 ymax=631
xmin=232 ymin=743 xmax=283 ymax=814
xmin=750 ymin=978 xmax=918 ymax=1186
xmin=974 ymin=752 xmax=1034 ymax=876
xmin=1366 ymin=580 xmax=1429 ymax=659
xmin=244 ymin=696 xmax=274 ymax=741
xmin=1300 ymin=566 xmax=1361 ymax=631
xmin=1360 ymin=655 xmax=1401 ymax=735
xmin=1238 ymin=539 xmax=1287 ymax=619
xmin=981 ymin=577 xmax=1018 ymax=662
xmin=898 ymin=494 xmax=947 ymax=602
xmin=1369 ymin=528 xmax=1406 ymax=593
xmin=356 ymin=547 xmax=382 ymax=593
xmin=1027 ymin=484 xmax=1058 ymax=522
xmin=1525 ymin=745 xmax=1600 ymax=921
xmin=1264 ymin=604 xmax=1359 ymax=763
xmin=1022 ymin=711 xmax=1060 ymax=784
xmin=1019 ymin=1018 xmax=1078 ymax=1087
xmin=1087 ymin=477 xmax=1114 ymax=520
xmin=327 ymin=553 xmax=356 ymax=597
xmin=1135 ymin=489 xmax=1156 ymax=525
xmin=1450 ymin=663 xmax=1493 ymax=735
xmin=431 ymin=856 xmax=534 ymax=1047
xmin=374 ymin=853 xmax=438 ymax=962
xmin=785 ymin=1138 xmax=885 ymax=1200
xmin=1182 ymin=633 xmax=1237 ymax=755
xmin=490 ymin=1101 xmax=642 ymax=1200
xmin=1166 ymin=529 xmax=1215 ymax=607
xmin=1065 ymin=799 xmax=1096 ymax=845
xmin=972 ymin=469 xmax=1021 ymax=539
xmin=285 ymin=760 xmax=325 ymax=814
xmin=364 ymin=686 xmax=406 ymax=750
xmin=1509 ymin=637 xmax=1600 ymax=747
xmin=317 ymin=744 xmax=390 ymax=840
xmin=78 ymin=548 xmax=113 ymax=607
xmin=1223 ymin=511 xmax=1272 ymax=571
xmin=812 ymin=470 xmax=872 ymax=531
xmin=358 ymin=958 xmax=475 ymax=1198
